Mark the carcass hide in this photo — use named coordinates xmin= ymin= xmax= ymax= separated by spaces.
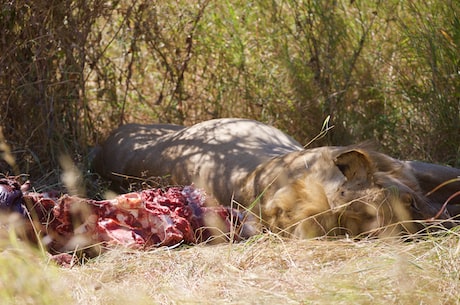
xmin=0 ymin=178 xmax=251 ymax=258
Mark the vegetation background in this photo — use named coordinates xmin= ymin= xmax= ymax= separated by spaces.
xmin=0 ymin=0 xmax=459 ymax=189
xmin=0 ymin=1 xmax=459 ymax=304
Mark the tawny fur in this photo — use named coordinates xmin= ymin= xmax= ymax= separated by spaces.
xmin=404 ymin=161 xmax=460 ymax=215
xmin=238 ymin=147 xmax=430 ymax=237
xmin=93 ymin=118 xmax=454 ymax=238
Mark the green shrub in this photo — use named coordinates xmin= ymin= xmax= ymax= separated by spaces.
xmin=0 ymin=0 xmax=458 ymax=185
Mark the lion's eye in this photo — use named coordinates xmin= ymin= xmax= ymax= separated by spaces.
xmin=401 ymin=193 xmax=412 ymax=205
xmin=401 ymin=193 xmax=412 ymax=204
xmin=402 ymin=193 xmax=420 ymax=211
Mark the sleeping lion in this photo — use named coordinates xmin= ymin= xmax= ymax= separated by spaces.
xmin=93 ymin=118 xmax=455 ymax=238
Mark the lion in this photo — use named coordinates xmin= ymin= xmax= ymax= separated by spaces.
xmin=93 ymin=118 xmax=452 ymax=238
xmin=404 ymin=161 xmax=460 ymax=217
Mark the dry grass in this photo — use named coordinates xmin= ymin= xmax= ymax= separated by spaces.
xmin=1 ymin=227 xmax=460 ymax=305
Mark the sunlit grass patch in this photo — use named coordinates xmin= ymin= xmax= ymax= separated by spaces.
xmin=1 ymin=209 xmax=459 ymax=305
xmin=51 ymin=230 xmax=460 ymax=304
xmin=0 ymin=216 xmax=73 ymax=305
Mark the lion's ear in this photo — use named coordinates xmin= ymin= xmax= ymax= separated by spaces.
xmin=334 ymin=150 xmax=373 ymax=183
